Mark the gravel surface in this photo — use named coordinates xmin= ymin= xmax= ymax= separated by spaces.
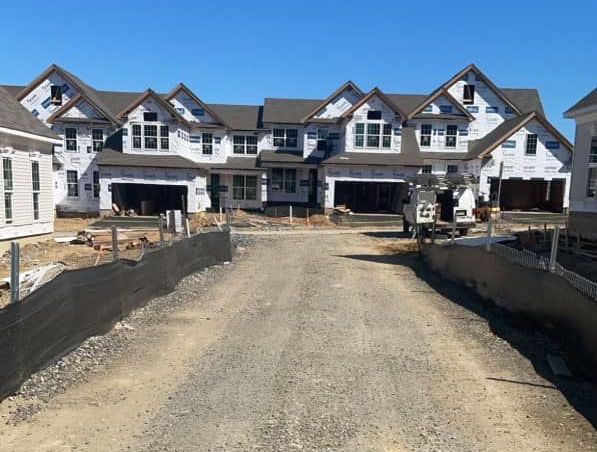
xmin=0 ymin=232 xmax=594 ymax=451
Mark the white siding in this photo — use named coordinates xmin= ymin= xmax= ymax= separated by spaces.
xmin=314 ymin=87 xmax=362 ymax=119
xmin=0 ymin=147 xmax=53 ymax=240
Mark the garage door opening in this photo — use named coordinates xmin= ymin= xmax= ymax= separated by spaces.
xmin=489 ymin=179 xmax=565 ymax=212
xmin=111 ymin=183 xmax=187 ymax=216
xmin=334 ymin=181 xmax=405 ymax=213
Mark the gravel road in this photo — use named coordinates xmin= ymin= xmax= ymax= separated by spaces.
xmin=0 ymin=232 xmax=595 ymax=451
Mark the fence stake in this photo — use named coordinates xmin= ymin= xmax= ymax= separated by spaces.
xmin=111 ymin=226 xmax=119 ymax=261
xmin=10 ymin=241 xmax=20 ymax=304
xmin=289 ymin=205 xmax=293 ymax=224
xmin=226 ymin=207 xmax=231 ymax=225
xmin=306 ymin=208 xmax=310 ymax=226
xmin=549 ymin=226 xmax=560 ymax=272
xmin=451 ymin=222 xmax=456 ymax=245
xmin=219 ymin=206 xmax=223 ymax=223
xmin=158 ymin=214 xmax=165 ymax=247
xmin=486 ymin=215 xmax=493 ymax=252
xmin=185 ymin=218 xmax=191 ymax=238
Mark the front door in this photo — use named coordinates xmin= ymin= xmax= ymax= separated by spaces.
xmin=308 ymin=169 xmax=318 ymax=205
xmin=210 ymin=174 xmax=220 ymax=209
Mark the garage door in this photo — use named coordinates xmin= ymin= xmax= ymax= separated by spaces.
xmin=490 ymin=179 xmax=565 ymax=212
xmin=334 ymin=182 xmax=405 ymax=213
xmin=112 ymin=183 xmax=187 ymax=215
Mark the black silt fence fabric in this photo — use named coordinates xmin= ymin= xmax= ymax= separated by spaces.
xmin=0 ymin=230 xmax=231 ymax=400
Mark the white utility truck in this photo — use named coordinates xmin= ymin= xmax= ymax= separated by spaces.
xmin=403 ymin=176 xmax=476 ymax=236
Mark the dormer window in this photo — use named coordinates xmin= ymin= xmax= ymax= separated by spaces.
xmin=143 ymin=112 xmax=158 ymax=122
xmin=463 ymin=85 xmax=475 ymax=104
xmin=50 ymin=85 xmax=62 ymax=106
xmin=367 ymin=110 xmax=382 ymax=120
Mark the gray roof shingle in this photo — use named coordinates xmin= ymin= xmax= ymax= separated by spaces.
xmin=208 ymin=104 xmax=263 ymax=130
xmin=262 ymin=98 xmax=322 ymax=124
xmin=564 ymin=88 xmax=597 ymax=116
xmin=96 ymin=149 xmax=204 ymax=170
xmin=501 ymin=88 xmax=545 ymax=115
xmin=0 ymin=87 xmax=60 ymax=140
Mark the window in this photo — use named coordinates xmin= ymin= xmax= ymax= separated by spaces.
xmin=502 ymin=140 xmax=516 ymax=149
xmin=317 ymin=128 xmax=329 ymax=152
xmin=3 ymin=158 xmax=12 ymax=223
xmin=354 ymin=123 xmax=392 ymax=149
xmin=50 ymin=85 xmax=62 ymax=105
xmin=525 ymin=134 xmax=538 ymax=155
xmin=367 ymin=110 xmax=382 ymax=120
xmin=191 ymin=108 xmax=204 ymax=117
xmin=233 ymin=135 xmax=258 ymax=154
xmin=93 ymin=171 xmax=100 ymax=198
xmin=176 ymin=107 xmax=185 ymax=115
xmin=439 ymin=105 xmax=453 ymax=114
xmin=160 ymin=126 xmax=169 ymax=150
xmin=421 ymin=165 xmax=432 ymax=174
xmin=446 ymin=125 xmax=458 ymax=148
xmin=66 ymin=170 xmax=79 ymax=197
xmin=31 ymin=161 xmax=41 ymax=220
xmin=485 ymin=106 xmax=499 ymax=113
xmin=271 ymin=168 xmax=296 ymax=193
xmin=273 ymin=128 xmax=298 ymax=148
xmin=420 ymin=124 xmax=432 ymax=147
xmin=65 ymin=127 xmax=77 ymax=151
xmin=447 ymin=164 xmax=458 ymax=174
xmin=92 ymin=128 xmax=103 ymax=152
xmin=463 ymin=85 xmax=475 ymax=104
xmin=466 ymin=105 xmax=479 ymax=113
xmin=202 ymin=133 xmax=213 ymax=154
xmin=588 ymin=168 xmax=597 ymax=197
xmin=589 ymin=136 xmax=597 ymax=163
xmin=132 ymin=124 xmax=142 ymax=149
xmin=143 ymin=112 xmax=158 ymax=122
xmin=143 ymin=125 xmax=157 ymax=149
xmin=232 ymin=175 xmax=258 ymax=201
xmin=423 ymin=105 xmax=433 ymax=113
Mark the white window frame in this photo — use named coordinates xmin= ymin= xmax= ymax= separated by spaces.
xmin=202 ymin=133 xmax=213 ymax=155
xmin=232 ymin=175 xmax=258 ymax=200
xmin=354 ymin=121 xmax=392 ymax=149
xmin=446 ymin=124 xmax=458 ymax=148
xmin=588 ymin=136 xmax=597 ymax=198
xmin=65 ymin=127 xmax=77 ymax=152
xmin=130 ymin=123 xmax=169 ymax=151
xmin=3 ymin=158 xmax=12 ymax=224
xmin=272 ymin=128 xmax=298 ymax=148
xmin=233 ymin=135 xmax=258 ymax=155
xmin=271 ymin=168 xmax=296 ymax=193
xmin=92 ymin=128 xmax=104 ymax=152
xmin=463 ymin=84 xmax=475 ymax=104
xmin=66 ymin=170 xmax=79 ymax=198
xmin=447 ymin=164 xmax=458 ymax=174
xmin=31 ymin=160 xmax=40 ymax=220
xmin=421 ymin=165 xmax=432 ymax=174
xmin=420 ymin=124 xmax=432 ymax=147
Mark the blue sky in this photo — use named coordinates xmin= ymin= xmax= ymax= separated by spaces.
xmin=1 ymin=0 xmax=595 ymax=139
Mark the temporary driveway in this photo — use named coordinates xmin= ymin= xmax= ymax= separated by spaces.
xmin=0 ymin=233 xmax=595 ymax=451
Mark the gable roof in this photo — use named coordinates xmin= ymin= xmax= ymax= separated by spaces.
xmin=406 ymin=88 xmax=475 ymax=121
xmin=385 ymin=94 xmax=428 ymax=117
xmin=262 ymin=98 xmax=322 ymax=124
xmin=340 ymin=88 xmax=407 ymax=119
xmin=440 ymin=63 xmax=522 ymax=115
xmin=467 ymin=111 xmax=573 ymax=159
xmin=164 ymin=83 xmax=228 ymax=127
xmin=16 ymin=64 xmax=121 ymax=125
xmin=301 ymin=80 xmax=364 ymax=122
xmin=0 ymin=87 xmax=60 ymax=140
xmin=46 ymin=92 xmax=114 ymax=124
xmin=117 ymin=89 xmax=189 ymax=124
xmin=564 ymin=88 xmax=597 ymax=117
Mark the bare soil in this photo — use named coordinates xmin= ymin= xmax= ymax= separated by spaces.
xmin=0 ymin=232 xmax=594 ymax=451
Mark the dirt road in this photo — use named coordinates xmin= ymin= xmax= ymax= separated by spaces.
xmin=0 ymin=233 xmax=595 ymax=451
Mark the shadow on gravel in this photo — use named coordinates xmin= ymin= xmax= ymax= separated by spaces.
xmin=361 ymin=231 xmax=412 ymax=239
xmin=337 ymin=250 xmax=597 ymax=429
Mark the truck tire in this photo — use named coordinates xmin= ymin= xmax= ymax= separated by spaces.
xmin=458 ymin=228 xmax=469 ymax=236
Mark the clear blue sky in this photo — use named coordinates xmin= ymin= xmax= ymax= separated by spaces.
xmin=1 ymin=0 xmax=595 ymax=139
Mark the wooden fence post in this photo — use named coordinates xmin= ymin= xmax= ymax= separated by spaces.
xmin=10 ymin=241 xmax=20 ymax=304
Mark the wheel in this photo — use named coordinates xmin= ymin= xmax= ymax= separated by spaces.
xmin=458 ymin=228 xmax=469 ymax=236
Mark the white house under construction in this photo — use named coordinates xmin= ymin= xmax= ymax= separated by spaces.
xmin=1 ymin=63 xmax=573 ymax=217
